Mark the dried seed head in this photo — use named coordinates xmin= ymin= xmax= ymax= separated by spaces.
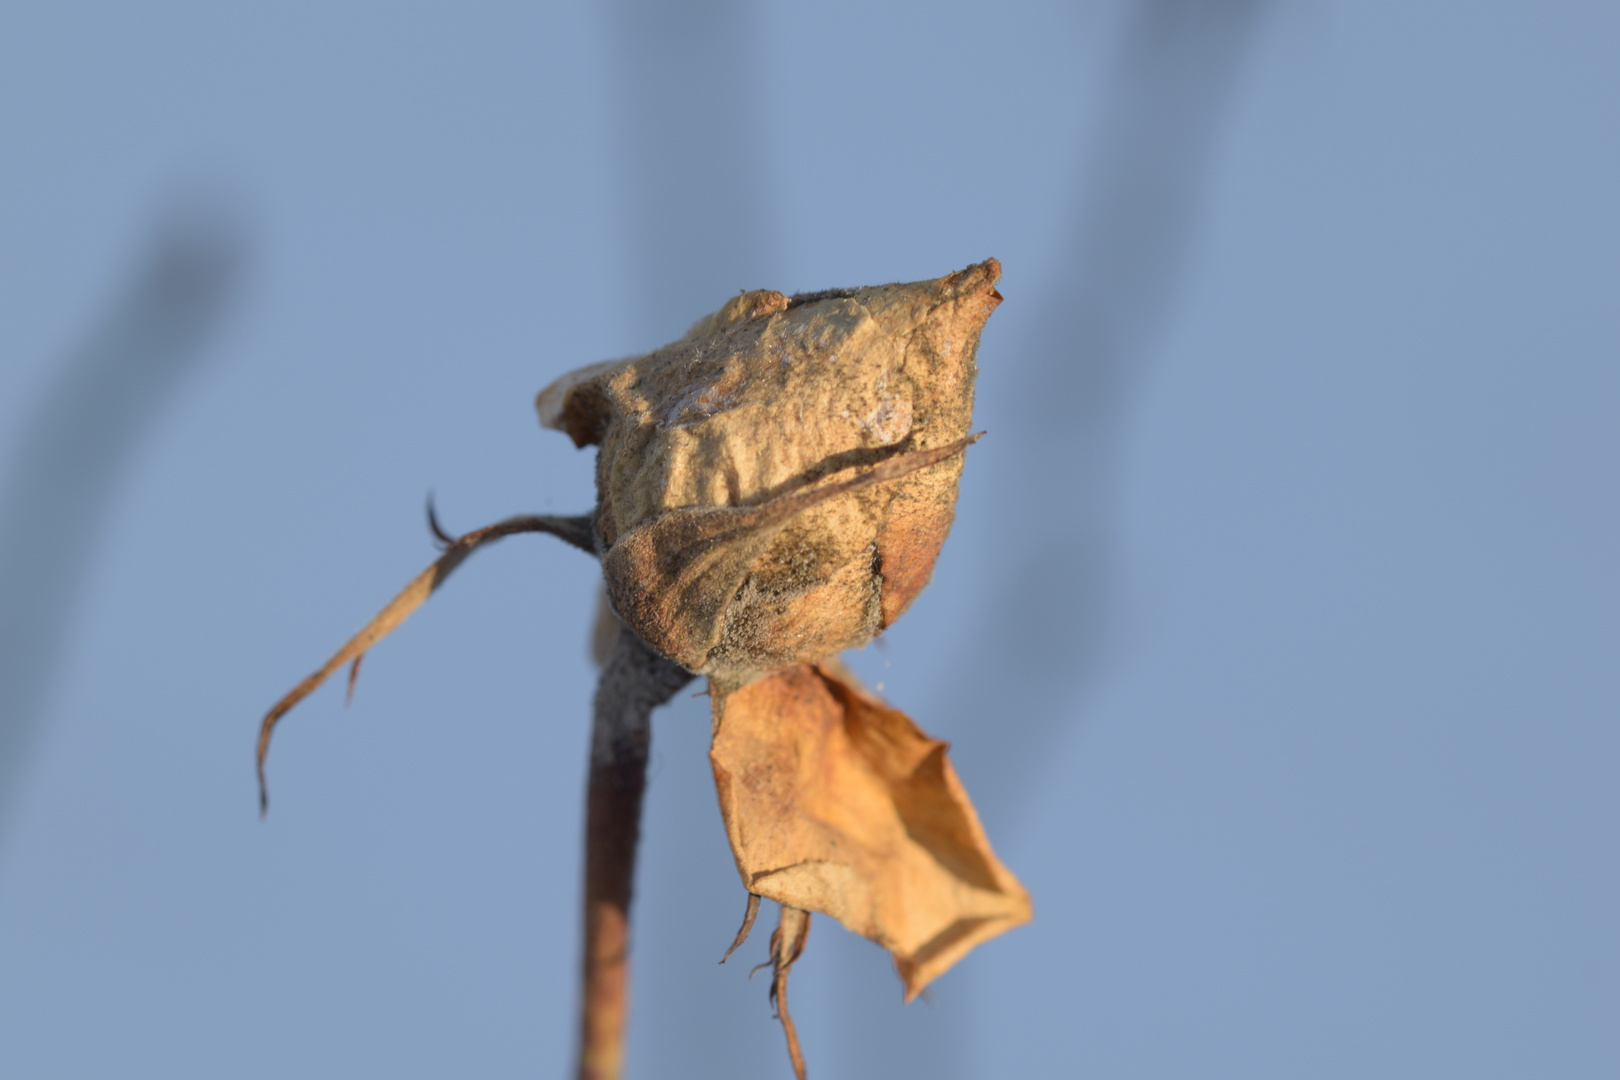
xmin=537 ymin=259 xmax=1002 ymax=680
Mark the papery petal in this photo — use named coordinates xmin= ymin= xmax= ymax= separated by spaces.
xmin=709 ymin=661 xmax=1031 ymax=999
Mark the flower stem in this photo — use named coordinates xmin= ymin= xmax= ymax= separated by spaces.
xmin=576 ymin=626 xmax=692 ymax=1080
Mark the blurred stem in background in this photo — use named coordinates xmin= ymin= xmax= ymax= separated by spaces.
xmin=598 ymin=1 xmax=1273 ymax=1075
xmin=949 ymin=0 xmax=1274 ymax=841
xmin=599 ymin=2 xmax=781 ymax=1076
xmin=829 ymin=2 xmax=1275 ymax=1076
xmin=605 ymin=0 xmax=775 ymax=341
xmin=0 ymin=198 xmax=245 ymax=847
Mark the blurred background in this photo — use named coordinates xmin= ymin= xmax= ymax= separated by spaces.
xmin=1 ymin=1 xmax=1615 ymax=1076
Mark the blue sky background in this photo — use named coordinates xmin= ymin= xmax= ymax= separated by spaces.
xmin=0 ymin=2 xmax=1615 ymax=1077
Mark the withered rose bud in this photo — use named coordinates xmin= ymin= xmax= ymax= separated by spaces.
xmin=537 ymin=259 xmax=1002 ymax=681
xmin=253 ymin=258 xmax=1023 ymax=1080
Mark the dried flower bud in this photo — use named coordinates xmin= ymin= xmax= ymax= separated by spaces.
xmin=253 ymin=259 xmax=1026 ymax=1079
xmin=537 ymin=259 xmax=1002 ymax=680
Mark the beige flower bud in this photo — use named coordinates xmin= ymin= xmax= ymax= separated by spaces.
xmin=537 ymin=259 xmax=1002 ymax=680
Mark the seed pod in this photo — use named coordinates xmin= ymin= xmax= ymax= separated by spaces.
xmin=537 ymin=259 xmax=1002 ymax=680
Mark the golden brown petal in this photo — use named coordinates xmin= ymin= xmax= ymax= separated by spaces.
xmin=535 ymin=358 xmax=630 ymax=448
xmin=708 ymin=660 xmax=1031 ymax=1000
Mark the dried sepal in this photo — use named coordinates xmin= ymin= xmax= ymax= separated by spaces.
xmin=719 ymin=891 xmax=762 ymax=965
xmin=768 ymin=904 xmax=812 ymax=1080
xmin=255 ymin=511 xmax=595 ymax=813
xmin=538 ymin=260 xmax=1003 ymax=682
xmin=602 ymin=435 xmax=979 ymax=679
xmin=709 ymin=661 xmax=1031 ymax=1000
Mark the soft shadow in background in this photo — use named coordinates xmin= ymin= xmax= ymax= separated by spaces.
xmin=608 ymin=2 xmax=1271 ymax=1075
xmin=951 ymin=0 xmax=1273 ymax=838
xmin=0 ymin=198 xmax=246 ymax=839
xmin=4 ymin=3 xmax=1618 ymax=1077
xmin=823 ymin=3 xmax=1274 ymax=1076
xmin=601 ymin=2 xmax=788 ymax=1076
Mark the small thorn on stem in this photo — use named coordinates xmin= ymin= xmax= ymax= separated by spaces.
xmin=426 ymin=493 xmax=455 ymax=549
xmin=345 ymin=654 xmax=364 ymax=705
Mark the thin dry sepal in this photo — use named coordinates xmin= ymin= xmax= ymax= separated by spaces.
xmin=719 ymin=891 xmax=762 ymax=965
xmin=709 ymin=661 xmax=1031 ymax=1000
xmin=604 ymin=433 xmax=981 ymax=678
xmin=768 ymin=904 xmax=812 ymax=1080
xmin=255 ymin=512 xmax=594 ymax=813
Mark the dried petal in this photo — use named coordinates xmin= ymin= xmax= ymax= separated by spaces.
xmin=709 ymin=661 xmax=1031 ymax=1000
xmin=538 ymin=260 xmax=1003 ymax=681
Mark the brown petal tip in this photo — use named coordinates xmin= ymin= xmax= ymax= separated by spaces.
xmin=535 ymin=358 xmax=630 ymax=447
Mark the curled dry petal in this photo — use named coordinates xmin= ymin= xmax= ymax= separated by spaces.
xmin=708 ymin=661 xmax=1032 ymax=1000
xmin=537 ymin=260 xmax=1003 ymax=682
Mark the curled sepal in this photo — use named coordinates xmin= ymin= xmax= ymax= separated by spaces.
xmin=768 ymin=904 xmax=811 ymax=1080
xmin=604 ymin=435 xmax=980 ymax=679
xmin=719 ymin=891 xmax=762 ymax=965
xmin=709 ymin=661 xmax=1032 ymax=1000
xmin=255 ymin=511 xmax=595 ymax=814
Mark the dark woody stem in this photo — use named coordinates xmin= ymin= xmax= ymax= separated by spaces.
xmin=576 ymin=625 xmax=693 ymax=1080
